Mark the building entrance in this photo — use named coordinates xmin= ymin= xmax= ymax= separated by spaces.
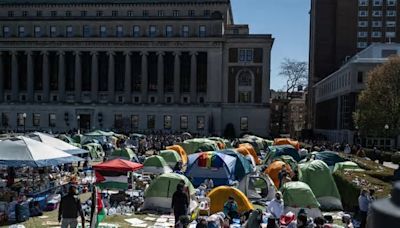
xmin=79 ymin=114 xmax=91 ymax=131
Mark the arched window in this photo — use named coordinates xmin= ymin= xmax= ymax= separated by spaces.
xmin=236 ymin=70 xmax=254 ymax=103
xmin=238 ymin=71 xmax=252 ymax=86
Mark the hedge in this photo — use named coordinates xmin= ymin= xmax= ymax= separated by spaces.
xmin=333 ymin=170 xmax=392 ymax=211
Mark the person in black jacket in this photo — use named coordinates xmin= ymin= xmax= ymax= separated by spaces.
xmin=58 ymin=185 xmax=85 ymax=228
xmin=171 ymin=183 xmax=189 ymax=227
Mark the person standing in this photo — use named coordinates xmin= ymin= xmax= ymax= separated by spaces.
xmin=58 ymin=186 xmax=85 ymax=228
xmin=267 ymin=192 xmax=284 ymax=220
xmin=171 ymin=183 xmax=189 ymax=227
xmin=358 ymin=189 xmax=370 ymax=228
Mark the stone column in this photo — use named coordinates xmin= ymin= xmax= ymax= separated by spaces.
xmin=74 ymin=51 xmax=81 ymax=101
xmin=58 ymin=51 xmax=65 ymax=102
xmin=42 ymin=51 xmax=50 ymax=102
xmin=190 ymin=51 xmax=198 ymax=103
xmin=0 ymin=52 xmax=3 ymax=103
xmin=124 ymin=51 xmax=131 ymax=103
xmin=11 ymin=51 xmax=18 ymax=102
xmin=173 ymin=51 xmax=180 ymax=103
xmin=107 ymin=51 xmax=115 ymax=103
xmin=26 ymin=51 xmax=34 ymax=102
xmin=140 ymin=51 xmax=148 ymax=103
xmin=91 ymin=51 xmax=98 ymax=102
xmin=157 ymin=51 xmax=164 ymax=103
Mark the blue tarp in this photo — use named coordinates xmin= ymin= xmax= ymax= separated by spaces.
xmin=311 ymin=151 xmax=347 ymax=167
xmin=218 ymin=149 xmax=253 ymax=181
xmin=185 ymin=152 xmax=237 ymax=187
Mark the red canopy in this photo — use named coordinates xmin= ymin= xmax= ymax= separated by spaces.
xmin=93 ymin=158 xmax=143 ymax=172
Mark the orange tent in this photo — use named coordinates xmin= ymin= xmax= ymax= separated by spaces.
xmin=238 ymin=143 xmax=261 ymax=165
xmin=216 ymin=141 xmax=225 ymax=150
xmin=207 ymin=186 xmax=254 ymax=214
xmin=166 ymin=145 xmax=187 ymax=165
xmin=273 ymin=138 xmax=300 ymax=150
xmin=265 ymin=160 xmax=293 ymax=188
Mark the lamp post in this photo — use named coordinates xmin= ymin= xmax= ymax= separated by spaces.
xmin=384 ymin=124 xmax=389 ymax=150
xmin=355 ymin=125 xmax=359 ymax=144
xmin=77 ymin=115 xmax=81 ymax=134
xmin=22 ymin=113 xmax=27 ymax=133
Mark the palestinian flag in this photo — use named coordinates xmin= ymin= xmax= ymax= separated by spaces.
xmin=90 ymin=186 xmax=106 ymax=228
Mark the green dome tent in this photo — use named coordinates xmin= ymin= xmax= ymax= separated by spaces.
xmin=281 ymin=181 xmax=322 ymax=218
xmin=277 ymin=155 xmax=298 ymax=172
xmin=299 ymin=160 xmax=342 ymax=210
xmin=180 ymin=138 xmax=219 ymax=154
xmin=143 ymin=173 xmax=196 ymax=212
xmin=82 ymin=143 xmax=105 ymax=160
xmin=111 ymin=148 xmax=138 ymax=162
xmin=159 ymin=150 xmax=181 ymax=168
xmin=143 ymin=155 xmax=172 ymax=174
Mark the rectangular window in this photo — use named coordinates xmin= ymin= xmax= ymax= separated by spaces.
xmin=1 ymin=113 xmax=9 ymax=127
xmin=100 ymin=25 xmax=107 ymax=37
xmin=166 ymin=25 xmax=173 ymax=37
xmin=358 ymin=31 xmax=368 ymax=38
xmin=143 ymin=10 xmax=149 ymax=16
xmin=387 ymin=11 xmax=396 ymax=17
xmin=372 ymin=11 xmax=382 ymax=17
xmin=239 ymin=49 xmax=246 ymax=61
xmin=65 ymin=11 xmax=72 ymax=17
xmin=240 ymin=117 xmax=248 ymax=131
xmin=173 ymin=10 xmax=180 ymax=17
xmin=22 ymin=11 xmax=28 ymax=17
xmin=83 ymin=25 xmax=91 ymax=37
xmin=357 ymin=42 xmax=368 ymax=48
xmin=239 ymin=49 xmax=253 ymax=62
xmin=388 ymin=0 xmax=396 ymax=6
xmin=357 ymin=72 xmax=363 ymax=83
xmin=182 ymin=25 xmax=189 ymax=37
xmin=386 ymin=21 xmax=396 ymax=27
xmin=33 ymin=113 xmax=40 ymax=126
xmin=246 ymin=50 xmax=253 ymax=61
xmin=238 ymin=91 xmax=252 ymax=103
xmin=96 ymin=11 xmax=103 ymax=17
xmin=81 ymin=11 xmax=87 ymax=17
xmin=147 ymin=115 xmax=155 ymax=129
xmin=49 ymin=113 xmax=56 ymax=127
xmin=37 ymin=11 xmax=42 ymax=16
xmin=373 ymin=0 xmax=382 ymax=6
xmin=17 ymin=113 xmax=25 ymax=127
xmin=8 ymin=11 xmax=14 ymax=17
xmin=358 ymin=21 xmax=368 ymax=27
xmin=116 ymin=25 xmax=123 ymax=37
xmin=199 ymin=25 xmax=206 ymax=37
xmin=51 ymin=11 xmax=57 ymax=17
xmin=18 ymin=26 xmax=25 ymax=37
xmin=131 ymin=115 xmax=139 ymax=129
xmin=114 ymin=114 xmax=123 ymax=129
xmin=3 ymin=26 xmax=10 ymax=38
xmin=180 ymin=115 xmax=188 ymax=130
xmin=386 ymin=32 xmax=396 ymax=38
xmin=372 ymin=31 xmax=382 ymax=37
xmin=164 ymin=115 xmax=172 ymax=129
xmin=203 ymin=10 xmax=210 ymax=16
xmin=158 ymin=10 xmax=164 ymax=16
xmin=66 ymin=25 xmax=73 ymax=37
xmin=127 ymin=11 xmax=134 ymax=17
xmin=188 ymin=10 xmax=195 ymax=16
xmin=50 ymin=26 xmax=57 ymax=37
xmin=197 ymin=116 xmax=205 ymax=130
xmin=359 ymin=11 xmax=368 ymax=17
xmin=133 ymin=25 xmax=140 ymax=37
xmin=372 ymin=21 xmax=382 ymax=27
xmin=112 ymin=11 xmax=118 ymax=16
xmin=358 ymin=0 xmax=368 ymax=6
xmin=34 ymin=26 xmax=41 ymax=37
xmin=149 ymin=25 xmax=157 ymax=37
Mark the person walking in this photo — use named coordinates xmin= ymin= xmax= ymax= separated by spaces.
xmin=171 ymin=183 xmax=189 ymax=227
xmin=58 ymin=185 xmax=85 ymax=228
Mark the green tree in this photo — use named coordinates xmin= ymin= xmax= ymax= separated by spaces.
xmin=354 ymin=57 xmax=400 ymax=137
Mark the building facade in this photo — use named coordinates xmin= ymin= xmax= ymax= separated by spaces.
xmin=313 ymin=43 xmax=400 ymax=146
xmin=308 ymin=0 xmax=398 ymax=130
xmin=0 ymin=0 xmax=273 ymax=136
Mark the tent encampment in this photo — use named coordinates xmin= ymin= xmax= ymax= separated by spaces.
xmin=180 ymin=138 xmax=219 ymax=154
xmin=143 ymin=156 xmax=172 ymax=174
xmin=207 ymin=186 xmax=254 ymax=214
xmin=28 ymin=132 xmax=88 ymax=156
xmin=218 ymin=149 xmax=254 ymax=180
xmin=238 ymin=143 xmax=261 ymax=165
xmin=281 ymin=181 xmax=322 ymax=218
xmin=264 ymin=160 xmax=293 ymax=188
xmin=160 ymin=150 xmax=182 ymax=168
xmin=0 ymin=136 xmax=83 ymax=167
xmin=111 ymin=148 xmax=138 ymax=162
xmin=185 ymin=152 xmax=237 ymax=186
xmin=299 ymin=160 xmax=343 ymax=210
xmin=273 ymin=138 xmax=300 ymax=150
xmin=143 ymin=173 xmax=197 ymax=212
xmin=93 ymin=159 xmax=143 ymax=189
xmin=266 ymin=145 xmax=301 ymax=163
xmin=238 ymin=173 xmax=277 ymax=202
xmin=333 ymin=161 xmax=364 ymax=173
xmin=82 ymin=143 xmax=105 ymax=160
xmin=166 ymin=145 xmax=188 ymax=165
xmin=310 ymin=151 xmax=347 ymax=167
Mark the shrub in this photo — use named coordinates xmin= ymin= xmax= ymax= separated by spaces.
xmin=391 ymin=152 xmax=400 ymax=164
xmin=382 ymin=151 xmax=393 ymax=162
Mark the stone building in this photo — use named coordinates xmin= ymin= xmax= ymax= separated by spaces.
xmin=0 ymin=0 xmax=273 ymax=136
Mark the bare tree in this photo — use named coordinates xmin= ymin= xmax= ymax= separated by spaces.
xmin=279 ymin=58 xmax=308 ymax=99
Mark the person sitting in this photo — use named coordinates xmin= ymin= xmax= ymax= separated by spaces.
xmin=196 ymin=218 xmax=208 ymax=228
xmin=223 ymin=196 xmax=239 ymax=223
xmin=297 ymin=209 xmax=313 ymax=228
xmin=279 ymin=211 xmax=296 ymax=228
xmin=30 ymin=201 xmax=43 ymax=217
xmin=342 ymin=214 xmax=354 ymax=228
xmin=314 ymin=217 xmax=326 ymax=228
xmin=243 ymin=209 xmax=263 ymax=228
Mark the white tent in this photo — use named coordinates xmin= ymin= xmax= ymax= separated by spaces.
xmin=0 ymin=136 xmax=83 ymax=167
xmin=28 ymin=132 xmax=87 ymax=155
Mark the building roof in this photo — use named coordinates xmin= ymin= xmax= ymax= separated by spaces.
xmin=0 ymin=0 xmax=228 ymax=5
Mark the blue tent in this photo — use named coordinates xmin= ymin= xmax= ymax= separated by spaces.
xmin=218 ymin=149 xmax=254 ymax=181
xmin=310 ymin=151 xmax=347 ymax=167
xmin=267 ymin=145 xmax=301 ymax=162
xmin=185 ymin=151 xmax=237 ymax=187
